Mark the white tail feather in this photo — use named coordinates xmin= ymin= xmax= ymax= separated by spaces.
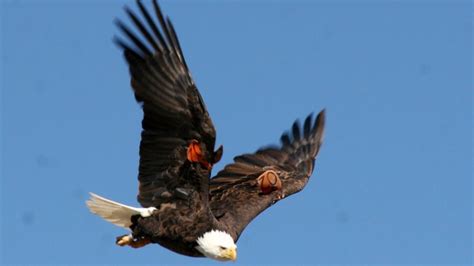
xmin=86 ymin=192 xmax=155 ymax=229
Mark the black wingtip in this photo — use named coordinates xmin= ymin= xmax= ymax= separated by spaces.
xmin=280 ymin=132 xmax=291 ymax=146
xmin=112 ymin=35 xmax=125 ymax=49
xmin=114 ymin=17 xmax=152 ymax=56
xmin=315 ymin=109 xmax=326 ymax=130
xmin=292 ymin=119 xmax=301 ymax=141
xmin=313 ymin=109 xmax=326 ymax=144
xmin=113 ymin=17 xmax=123 ymax=28
xmin=136 ymin=0 xmax=166 ymax=50
xmin=303 ymin=113 xmax=314 ymax=139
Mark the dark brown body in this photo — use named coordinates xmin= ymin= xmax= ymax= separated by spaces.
xmin=130 ymin=192 xmax=223 ymax=257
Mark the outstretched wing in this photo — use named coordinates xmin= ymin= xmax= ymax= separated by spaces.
xmin=209 ymin=110 xmax=325 ymax=240
xmin=115 ymin=0 xmax=219 ymax=208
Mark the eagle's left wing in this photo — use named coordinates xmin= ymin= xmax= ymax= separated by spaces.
xmin=114 ymin=1 xmax=220 ymax=208
xmin=209 ymin=110 xmax=325 ymax=240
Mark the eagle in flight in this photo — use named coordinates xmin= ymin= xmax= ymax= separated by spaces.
xmin=87 ymin=0 xmax=325 ymax=262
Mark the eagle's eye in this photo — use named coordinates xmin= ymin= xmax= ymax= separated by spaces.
xmin=218 ymin=246 xmax=226 ymax=250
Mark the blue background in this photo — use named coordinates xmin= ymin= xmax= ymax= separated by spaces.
xmin=1 ymin=0 xmax=471 ymax=265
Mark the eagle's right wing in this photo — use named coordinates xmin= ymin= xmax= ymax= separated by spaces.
xmin=209 ymin=111 xmax=325 ymax=240
xmin=115 ymin=1 xmax=219 ymax=208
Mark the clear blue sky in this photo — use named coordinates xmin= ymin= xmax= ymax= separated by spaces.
xmin=1 ymin=0 xmax=471 ymax=265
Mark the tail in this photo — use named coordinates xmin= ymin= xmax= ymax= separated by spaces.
xmin=86 ymin=193 xmax=155 ymax=229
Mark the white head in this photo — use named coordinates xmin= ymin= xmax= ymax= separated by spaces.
xmin=196 ymin=230 xmax=237 ymax=261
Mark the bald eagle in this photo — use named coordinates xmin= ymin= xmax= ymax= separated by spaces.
xmin=86 ymin=0 xmax=325 ymax=262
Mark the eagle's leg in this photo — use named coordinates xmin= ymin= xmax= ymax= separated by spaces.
xmin=116 ymin=234 xmax=132 ymax=246
xmin=116 ymin=234 xmax=151 ymax=248
xmin=257 ymin=170 xmax=282 ymax=194
xmin=187 ymin=140 xmax=212 ymax=169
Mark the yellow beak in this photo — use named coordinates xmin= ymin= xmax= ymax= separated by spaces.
xmin=223 ymin=247 xmax=237 ymax=261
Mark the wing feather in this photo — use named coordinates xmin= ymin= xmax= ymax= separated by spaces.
xmin=116 ymin=1 xmax=217 ymax=208
xmin=209 ymin=110 xmax=325 ymax=240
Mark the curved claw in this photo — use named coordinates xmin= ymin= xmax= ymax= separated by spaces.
xmin=187 ymin=140 xmax=212 ymax=170
xmin=257 ymin=170 xmax=282 ymax=194
xmin=116 ymin=234 xmax=151 ymax=249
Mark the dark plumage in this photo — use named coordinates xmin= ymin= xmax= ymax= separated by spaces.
xmin=87 ymin=0 xmax=326 ymax=261
xmin=209 ymin=111 xmax=325 ymax=241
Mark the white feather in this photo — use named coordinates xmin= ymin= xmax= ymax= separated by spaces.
xmin=86 ymin=192 xmax=156 ymax=229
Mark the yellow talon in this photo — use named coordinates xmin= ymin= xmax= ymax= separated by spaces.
xmin=116 ymin=235 xmax=151 ymax=248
